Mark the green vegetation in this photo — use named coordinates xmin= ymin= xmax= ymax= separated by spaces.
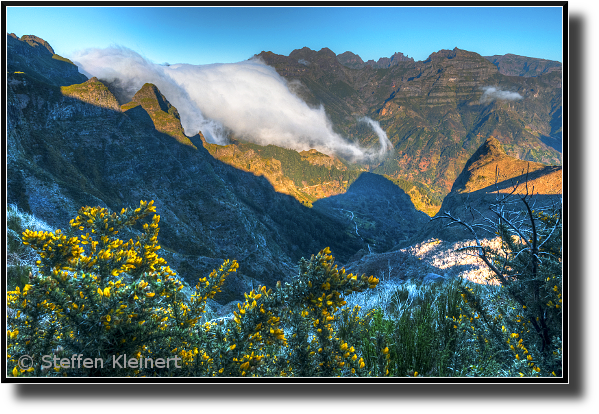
xmin=7 ymin=198 xmax=562 ymax=377
xmin=51 ymin=54 xmax=75 ymax=65
xmin=385 ymin=175 xmax=444 ymax=216
xmin=329 ymin=81 xmax=356 ymax=98
xmin=234 ymin=141 xmax=362 ymax=187
xmin=433 ymin=192 xmax=563 ymax=376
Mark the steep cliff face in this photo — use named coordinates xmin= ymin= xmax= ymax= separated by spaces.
xmin=7 ymin=33 xmax=88 ymax=86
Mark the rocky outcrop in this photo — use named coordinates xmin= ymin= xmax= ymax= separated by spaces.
xmin=121 ymin=83 xmax=196 ymax=148
xmin=336 ymin=51 xmax=365 ymax=69
xmin=7 ymin=33 xmax=87 ymax=86
xmin=60 ymin=77 xmax=121 ymax=111
xmin=20 ymin=34 xmax=56 ymax=54
xmin=364 ymin=52 xmax=414 ymax=68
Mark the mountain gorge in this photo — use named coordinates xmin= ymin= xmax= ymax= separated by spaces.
xmin=7 ymin=35 xmax=381 ymax=306
xmin=6 ymin=34 xmax=563 ymax=308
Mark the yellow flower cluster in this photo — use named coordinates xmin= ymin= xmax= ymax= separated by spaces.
xmin=192 ymin=260 xmax=238 ymax=315
xmin=304 ymin=247 xmax=378 ymax=311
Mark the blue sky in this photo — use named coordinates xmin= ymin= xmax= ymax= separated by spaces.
xmin=6 ymin=5 xmax=564 ymax=65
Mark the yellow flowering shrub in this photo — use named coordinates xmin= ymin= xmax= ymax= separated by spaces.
xmin=7 ymin=201 xmax=379 ymax=377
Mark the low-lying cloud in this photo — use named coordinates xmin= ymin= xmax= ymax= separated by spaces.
xmin=72 ymin=46 xmax=391 ymax=162
xmin=357 ymin=117 xmax=393 ymax=157
xmin=479 ymin=86 xmax=523 ymax=104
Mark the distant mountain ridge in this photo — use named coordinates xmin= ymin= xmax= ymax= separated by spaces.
xmin=336 ymin=50 xmax=558 ymax=75
xmin=258 ymin=46 xmax=562 ymax=215
xmin=337 ymin=51 xmax=414 ymax=69
xmin=484 ymin=53 xmax=562 ymax=77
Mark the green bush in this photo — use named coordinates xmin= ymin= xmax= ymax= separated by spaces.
xmin=435 ymin=192 xmax=563 ymax=377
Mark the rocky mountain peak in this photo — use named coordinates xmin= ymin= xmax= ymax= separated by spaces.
xmin=364 ymin=52 xmax=414 ymax=68
xmin=121 ymin=83 xmax=195 ymax=149
xmin=423 ymin=47 xmax=498 ymax=66
xmin=450 ymin=136 xmax=555 ymax=195
xmin=338 ymin=51 xmax=414 ymax=69
xmin=60 ymin=77 xmax=121 ymax=111
xmin=289 ymin=46 xmax=338 ymax=63
xmin=336 ymin=51 xmax=365 ymax=68
xmin=472 ymin=136 xmax=507 ymax=161
xmin=7 ymin=33 xmax=88 ymax=86
xmin=416 ymin=136 xmax=561 ymax=242
xmin=288 ymin=47 xmax=315 ymax=60
xmin=317 ymin=47 xmax=337 ymax=58
xmin=20 ymin=34 xmax=55 ymax=55
xmin=130 ymin=83 xmax=172 ymax=113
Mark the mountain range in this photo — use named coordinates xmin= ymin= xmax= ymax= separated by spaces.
xmin=5 ymin=33 xmax=563 ymax=307
xmin=256 ymin=46 xmax=561 ymax=211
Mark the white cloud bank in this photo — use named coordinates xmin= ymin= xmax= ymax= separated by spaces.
xmin=72 ymin=46 xmax=391 ymax=162
xmin=479 ymin=86 xmax=523 ymax=104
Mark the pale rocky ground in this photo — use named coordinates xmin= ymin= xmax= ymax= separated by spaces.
xmin=399 ymin=237 xmax=502 ymax=285
xmin=207 ymin=237 xmax=504 ymax=321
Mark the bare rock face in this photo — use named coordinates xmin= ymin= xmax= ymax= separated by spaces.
xmin=365 ymin=52 xmax=414 ymax=68
xmin=336 ymin=51 xmax=365 ymax=69
xmin=338 ymin=51 xmax=414 ymax=69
